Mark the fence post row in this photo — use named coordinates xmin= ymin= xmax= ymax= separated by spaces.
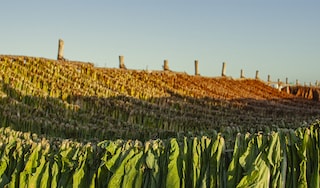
xmin=54 ymin=40 xmax=317 ymax=87
xmin=57 ymin=39 xmax=64 ymax=60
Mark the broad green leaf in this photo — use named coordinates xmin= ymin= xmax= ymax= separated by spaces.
xmin=236 ymin=152 xmax=270 ymax=188
xmin=143 ymin=140 xmax=162 ymax=188
xmin=239 ymin=137 xmax=258 ymax=172
xmin=166 ymin=139 xmax=180 ymax=188
xmin=51 ymin=159 xmax=60 ymax=188
xmin=39 ymin=161 xmax=51 ymax=188
xmin=28 ymin=145 xmax=49 ymax=188
xmin=0 ymin=139 xmax=17 ymax=187
xmin=19 ymin=143 xmax=41 ymax=187
xmin=191 ymin=137 xmax=200 ymax=188
xmin=122 ymin=150 xmax=144 ymax=188
xmin=227 ymin=133 xmax=244 ymax=187
xmin=107 ymin=146 xmax=136 ymax=187
xmin=72 ymin=147 xmax=88 ymax=188
xmin=296 ymin=128 xmax=309 ymax=187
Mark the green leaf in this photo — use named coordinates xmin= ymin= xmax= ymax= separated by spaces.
xmin=239 ymin=136 xmax=258 ymax=172
xmin=236 ymin=152 xmax=270 ymax=188
xmin=166 ymin=139 xmax=181 ymax=188
xmin=72 ymin=147 xmax=88 ymax=188
xmin=122 ymin=149 xmax=144 ymax=188
xmin=227 ymin=133 xmax=245 ymax=187
xmin=28 ymin=145 xmax=49 ymax=188
xmin=191 ymin=137 xmax=200 ymax=188
xmin=39 ymin=161 xmax=51 ymax=188
xmin=0 ymin=139 xmax=17 ymax=187
xmin=107 ymin=147 xmax=136 ymax=187
xmin=19 ymin=143 xmax=41 ymax=187
xmin=51 ymin=159 xmax=60 ymax=188
xmin=296 ymin=128 xmax=309 ymax=187
xmin=143 ymin=140 xmax=162 ymax=188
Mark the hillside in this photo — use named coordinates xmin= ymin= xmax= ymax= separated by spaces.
xmin=0 ymin=55 xmax=319 ymax=143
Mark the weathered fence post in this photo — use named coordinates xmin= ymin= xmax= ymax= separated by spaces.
xmin=316 ymin=80 xmax=319 ymax=87
xmin=240 ymin=69 xmax=245 ymax=78
xmin=119 ymin=55 xmax=126 ymax=69
xmin=255 ymin=70 xmax=259 ymax=79
xmin=57 ymin=39 xmax=64 ymax=60
xmin=221 ymin=62 xmax=226 ymax=77
xmin=277 ymin=79 xmax=281 ymax=91
xmin=284 ymin=78 xmax=290 ymax=93
xmin=163 ymin=60 xmax=169 ymax=71
xmin=267 ymin=75 xmax=271 ymax=82
xmin=195 ymin=60 xmax=199 ymax=75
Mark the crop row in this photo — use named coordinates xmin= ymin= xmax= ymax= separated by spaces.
xmin=0 ymin=121 xmax=319 ymax=187
xmin=0 ymin=56 xmax=320 ymax=143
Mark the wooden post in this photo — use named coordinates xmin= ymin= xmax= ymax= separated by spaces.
xmin=194 ymin=60 xmax=199 ymax=75
xmin=57 ymin=39 xmax=64 ymax=60
xmin=221 ymin=62 xmax=226 ymax=77
xmin=163 ymin=60 xmax=169 ymax=71
xmin=119 ymin=55 xmax=126 ymax=69
xmin=284 ymin=78 xmax=289 ymax=93
xmin=310 ymin=82 xmax=312 ymax=87
xmin=316 ymin=80 xmax=319 ymax=86
xmin=240 ymin=69 xmax=245 ymax=78
xmin=255 ymin=70 xmax=259 ymax=79
xmin=267 ymin=75 xmax=271 ymax=82
xmin=296 ymin=79 xmax=299 ymax=86
xmin=277 ymin=79 xmax=282 ymax=91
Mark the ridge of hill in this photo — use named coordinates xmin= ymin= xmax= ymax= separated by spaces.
xmin=0 ymin=55 xmax=319 ymax=144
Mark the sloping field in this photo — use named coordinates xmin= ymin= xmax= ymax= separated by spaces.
xmin=0 ymin=55 xmax=319 ymax=187
xmin=0 ymin=55 xmax=319 ymax=143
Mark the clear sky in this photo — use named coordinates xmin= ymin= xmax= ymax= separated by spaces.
xmin=1 ymin=1 xmax=319 ymax=84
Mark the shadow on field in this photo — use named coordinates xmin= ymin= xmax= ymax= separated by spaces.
xmin=0 ymin=81 xmax=319 ymax=143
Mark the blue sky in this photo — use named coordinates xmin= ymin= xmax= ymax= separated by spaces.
xmin=1 ymin=1 xmax=319 ymax=84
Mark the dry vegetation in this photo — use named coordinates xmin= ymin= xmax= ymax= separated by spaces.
xmin=0 ymin=55 xmax=319 ymax=143
xmin=288 ymin=86 xmax=320 ymax=101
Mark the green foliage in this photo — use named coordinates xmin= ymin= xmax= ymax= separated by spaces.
xmin=0 ymin=122 xmax=318 ymax=187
